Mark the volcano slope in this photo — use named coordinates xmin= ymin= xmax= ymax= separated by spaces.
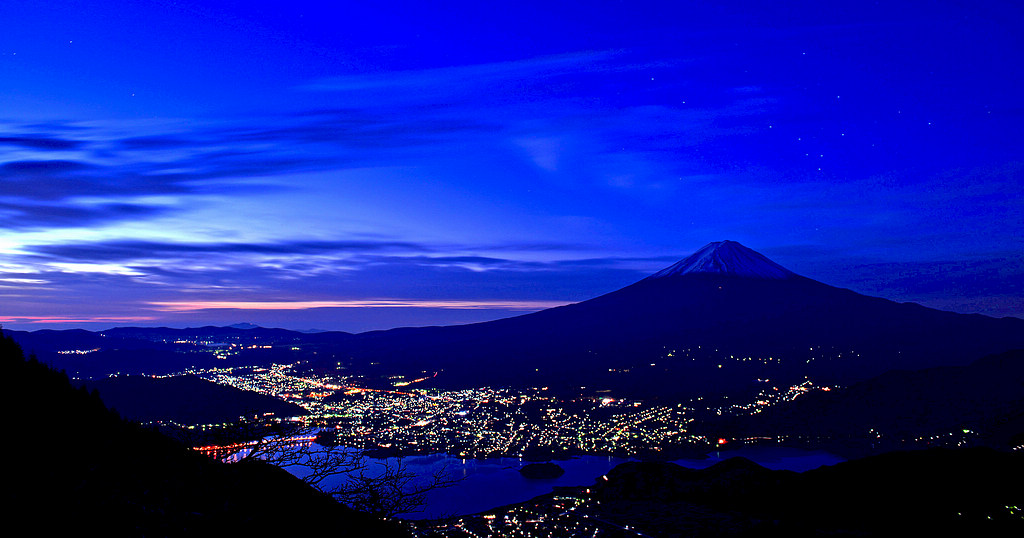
xmin=323 ymin=241 xmax=1024 ymax=398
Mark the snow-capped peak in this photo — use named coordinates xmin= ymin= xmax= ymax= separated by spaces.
xmin=647 ymin=241 xmax=796 ymax=280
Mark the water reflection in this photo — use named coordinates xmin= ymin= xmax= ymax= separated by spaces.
xmin=220 ymin=441 xmax=844 ymax=520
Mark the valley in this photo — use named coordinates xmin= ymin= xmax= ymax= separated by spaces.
xmin=7 ymin=241 xmax=1024 ymax=535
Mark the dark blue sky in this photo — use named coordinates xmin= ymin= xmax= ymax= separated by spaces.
xmin=1 ymin=0 xmax=1021 ymax=331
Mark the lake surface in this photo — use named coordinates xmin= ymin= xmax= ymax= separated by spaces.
xmin=287 ymin=446 xmax=844 ymax=519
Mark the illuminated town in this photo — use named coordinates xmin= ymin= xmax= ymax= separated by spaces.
xmin=82 ymin=333 xmax=991 ymax=537
xmin=28 ymin=334 xmax=1018 ymax=537
xmin=164 ymin=351 xmax=850 ymax=463
xmin=197 ymin=362 xmax=706 ymax=459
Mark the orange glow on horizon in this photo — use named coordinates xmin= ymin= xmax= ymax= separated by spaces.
xmin=148 ymin=298 xmax=571 ymax=312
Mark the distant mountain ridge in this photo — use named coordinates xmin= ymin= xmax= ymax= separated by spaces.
xmin=8 ymin=241 xmax=1024 ymax=398
xmin=5 ymin=325 xmax=356 ymax=377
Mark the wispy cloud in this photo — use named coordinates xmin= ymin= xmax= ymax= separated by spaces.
xmin=0 ymin=200 xmax=170 ymax=230
xmin=0 ymin=136 xmax=83 ymax=150
xmin=0 ymin=315 xmax=157 ymax=324
xmin=25 ymin=239 xmax=434 ymax=262
xmin=149 ymin=298 xmax=570 ymax=312
xmin=0 ymin=47 xmax=785 ymax=242
xmin=299 ymin=50 xmax=627 ymax=95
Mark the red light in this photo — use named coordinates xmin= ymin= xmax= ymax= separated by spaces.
xmin=717 ymin=438 xmax=728 ymax=445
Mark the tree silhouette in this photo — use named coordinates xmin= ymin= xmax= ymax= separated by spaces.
xmin=235 ymin=427 xmax=460 ymax=518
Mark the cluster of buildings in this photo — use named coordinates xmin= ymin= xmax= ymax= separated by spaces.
xmin=187 ymin=359 xmax=843 ymax=462
xmin=197 ymin=362 xmax=712 ymax=459
xmin=413 ymin=489 xmax=645 ymax=537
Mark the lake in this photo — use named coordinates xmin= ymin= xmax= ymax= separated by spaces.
xmin=283 ymin=446 xmax=845 ymax=519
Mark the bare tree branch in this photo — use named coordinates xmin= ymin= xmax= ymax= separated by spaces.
xmin=232 ymin=426 xmax=461 ymax=517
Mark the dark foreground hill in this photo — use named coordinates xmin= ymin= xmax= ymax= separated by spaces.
xmin=592 ymin=450 xmax=1024 ymax=536
xmin=0 ymin=332 xmax=406 ymax=536
xmin=713 ymin=349 xmax=1024 ymax=455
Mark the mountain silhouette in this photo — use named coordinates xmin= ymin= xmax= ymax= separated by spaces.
xmin=326 ymin=241 xmax=1024 ymax=397
xmin=8 ymin=241 xmax=1024 ymax=398
xmin=6 ymin=325 xmax=355 ymax=377
xmin=0 ymin=332 xmax=405 ymax=536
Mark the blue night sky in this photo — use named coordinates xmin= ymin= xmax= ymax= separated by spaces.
xmin=1 ymin=0 xmax=1021 ymax=331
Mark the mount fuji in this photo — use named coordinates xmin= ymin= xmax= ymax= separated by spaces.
xmin=328 ymin=241 xmax=1024 ymax=397
xmin=647 ymin=240 xmax=795 ymax=280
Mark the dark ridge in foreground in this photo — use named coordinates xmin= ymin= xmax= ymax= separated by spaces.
xmin=713 ymin=348 xmax=1024 ymax=456
xmin=593 ymin=450 xmax=1024 ymax=536
xmin=0 ymin=332 xmax=406 ymax=536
